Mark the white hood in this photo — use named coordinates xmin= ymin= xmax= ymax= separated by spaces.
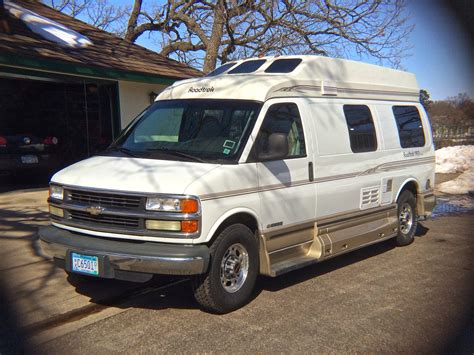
xmin=51 ymin=156 xmax=219 ymax=195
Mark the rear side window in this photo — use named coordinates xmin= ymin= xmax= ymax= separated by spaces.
xmin=265 ymin=59 xmax=302 ymax=73
xmin=392 ymin=106 xmax=425 ymax=148
xmin=343 ymin=105 xmax=377 ymax=153
xmin=228 ymin=60 xmax=266 ymax=74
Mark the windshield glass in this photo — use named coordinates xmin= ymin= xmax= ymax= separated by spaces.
xmin=109 ymin=100 xmax=262 ymax=163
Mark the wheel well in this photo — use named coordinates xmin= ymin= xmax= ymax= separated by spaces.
xmin=208 ymin=213 xmax=259 ymax=245
xmin=398 ymin=181 xmax=418 ymax=201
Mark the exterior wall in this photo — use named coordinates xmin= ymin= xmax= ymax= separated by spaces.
xmin=118 ymin=81 xmax=168 ymax=127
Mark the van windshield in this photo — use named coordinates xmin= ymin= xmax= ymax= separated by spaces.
xmin=108 ymin=99 xmax=262 ymax=163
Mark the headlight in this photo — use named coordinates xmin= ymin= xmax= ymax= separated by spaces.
xmin=49 ymin=185 xmax=64 ymax=200
xmin=145 ymin=197 xmax=199 ymax=213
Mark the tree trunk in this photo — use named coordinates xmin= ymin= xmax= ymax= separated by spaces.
xmin=125 ymin=0 xmax=142 ymax=42
xmin=202 ymin=0 xmax=225 ymax=73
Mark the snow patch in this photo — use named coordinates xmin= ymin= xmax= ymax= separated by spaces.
xmin=435 ymin=145 xmax=474 ymax=173
xmin=5 ymin=1 xmax=93 ymax=48
xmin=438 ymin=169 xmax=474 ymax=195
xmin=436 ymin=145 xmax=474 ymax=194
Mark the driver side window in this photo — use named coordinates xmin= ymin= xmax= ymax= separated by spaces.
xmin=251 ymin=103 xmax=306 ymax=161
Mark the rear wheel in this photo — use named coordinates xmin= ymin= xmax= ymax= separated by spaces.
xmin=396 ymin=190 xmax=418 ymax=246
xmin=192 ymin=224 xmax=259 ymax=314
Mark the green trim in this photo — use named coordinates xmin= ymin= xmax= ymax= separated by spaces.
xmin=0 ymin=53 xmax=181 ymax=85
xmin=0 ymin=65 xmax=115 ymax=84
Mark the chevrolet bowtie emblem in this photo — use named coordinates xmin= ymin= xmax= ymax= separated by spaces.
xmin=85 ymin=206 xmax=104 ymax=216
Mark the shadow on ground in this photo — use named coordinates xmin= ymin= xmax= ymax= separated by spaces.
xmin=0 ymin=175 xmax=50 ymax=194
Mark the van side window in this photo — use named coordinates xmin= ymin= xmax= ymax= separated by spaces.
xmin=343 ymin=105 xmax=377 ymax=153
xmin=205 ymin=62 xmax=236 ymax=77
xmin=264 ymin=59 xmax=302 ymax=73
xmin=392 ymin=106 xmax=425 ymax=148
xmin=252 ymin=103 xmax=306 ymax=161
xmin=228 ymin=59 xmax=266 ymax=74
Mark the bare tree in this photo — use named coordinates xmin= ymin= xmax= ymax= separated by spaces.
xmin=123 ymin=0 xmax=413 ymax=73
xmin=45 ymin=0 xmax=414 ymax=73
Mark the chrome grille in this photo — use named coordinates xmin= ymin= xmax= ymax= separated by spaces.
xmin=69 ymin=210 xmax=140 ymax=228
xmin=68 ymin=189 xmax=142 ymax=209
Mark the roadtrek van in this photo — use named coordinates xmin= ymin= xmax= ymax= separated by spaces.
xmin=39 ymin=56 xmax=436 ymax=313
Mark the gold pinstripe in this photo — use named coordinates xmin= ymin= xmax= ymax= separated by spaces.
xmin=200 ymin=156 xmax=435 ymax=201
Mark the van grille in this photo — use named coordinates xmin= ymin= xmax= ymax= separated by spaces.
xmin=68 ymin=189 xmax=142 ymax=209
xmin=69 ymin=210 xmax=140 ymax=228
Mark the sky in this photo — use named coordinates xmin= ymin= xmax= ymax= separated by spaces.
xmin=403 ymin=0 xmax=473 ymax=100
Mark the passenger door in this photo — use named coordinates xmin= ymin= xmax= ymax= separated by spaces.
xmin=249 ymin=100 xmax=315 ymax=252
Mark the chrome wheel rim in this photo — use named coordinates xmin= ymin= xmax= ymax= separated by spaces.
xmin=399 ymin=202 xmax=414 ymax=235
xmin=220 ymin=243 xmax=249 ymax=293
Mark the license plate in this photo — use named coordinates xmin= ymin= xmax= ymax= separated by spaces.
xmin=21 ymin=155 xmax=39 ymax=164
xmin=71 ymin=252 xmax=99 ymax=276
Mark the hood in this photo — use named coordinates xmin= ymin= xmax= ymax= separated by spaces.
xmin=51 ymin=155 xmax=219 ymax=195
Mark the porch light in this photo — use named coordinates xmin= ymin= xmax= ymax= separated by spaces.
xmin=149 ymin=91 xmax=158 ymax=104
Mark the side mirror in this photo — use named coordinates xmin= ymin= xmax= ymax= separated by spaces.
xmin=257 ymin=132 xmax=289 ymax=161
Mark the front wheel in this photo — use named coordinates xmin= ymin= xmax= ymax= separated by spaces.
xmin=192 ymin=224 xmax=259 ymax=314
xmin=395 ymin=190 xmax=418 ymax=246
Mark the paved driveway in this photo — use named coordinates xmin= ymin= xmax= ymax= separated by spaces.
xmin=0 ymin=188 xmax=472 ymax=353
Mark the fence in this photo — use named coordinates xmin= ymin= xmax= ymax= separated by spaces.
xmin=432 ymin=124 xmax=474 ymax=148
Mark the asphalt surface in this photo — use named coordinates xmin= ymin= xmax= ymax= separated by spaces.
xmin=0 ymin=185 xmax=473 ymax=354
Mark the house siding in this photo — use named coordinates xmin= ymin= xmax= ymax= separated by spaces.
xmin=118 ymin=81 xmax=167 ymax=127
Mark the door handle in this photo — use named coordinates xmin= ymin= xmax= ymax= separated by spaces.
xmin=308 ymin=162 xmax=314 ymax=182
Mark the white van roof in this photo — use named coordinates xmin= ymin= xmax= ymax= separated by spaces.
xmin=157 ymin=55 xmax=420 ymax=103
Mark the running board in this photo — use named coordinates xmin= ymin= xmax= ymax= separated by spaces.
xmin=271 ymin=255 xmax=318 ymax=277
xmin=259 ymin=206 xmax=398 ymax=277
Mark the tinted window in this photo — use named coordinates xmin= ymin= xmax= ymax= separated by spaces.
xmin=228 ymin=60 xmax=266 ymax=74
xmin=343 ymin=105 xmax=377 ymax=153
xmin=205 ymin=62 xmax=236 ymax=77
xmin=252 ymin=103 xmax=306 ymax=161
xmin=265 ymin=59 xmax=302 ymax=73
xmin=392 ymin=106 xmax=425 ymax=148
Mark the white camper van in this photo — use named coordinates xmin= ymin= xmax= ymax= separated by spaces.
xmin=39 ymin=56 xmax=436 ymax=313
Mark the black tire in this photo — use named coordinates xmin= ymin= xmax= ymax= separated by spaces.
xmin=395 ymin=190 xmax=418 ymax=246
xmin=192 ymin=224 xmax=259 ymax=314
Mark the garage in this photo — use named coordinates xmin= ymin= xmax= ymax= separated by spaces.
xmin=0 ymin=0 xmax=200 ymax=185
xmin=0 ymin=73 xmax=118 ymax=178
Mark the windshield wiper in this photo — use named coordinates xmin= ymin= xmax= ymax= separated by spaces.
xmin=146 ymin=148 xmax=206 ymax=163
xmin=109 ymin=146 xmax=138 ymax=157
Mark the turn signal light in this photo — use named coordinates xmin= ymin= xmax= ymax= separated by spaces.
xmin=0 ymin=136 xmax=6 ymax=146
xmin=181 ymin=199 xmax=199 ymax=214
xmin=181 ymin=220 xmax=199 ymax=233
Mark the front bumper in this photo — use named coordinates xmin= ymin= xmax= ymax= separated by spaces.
xmin=39 ymin=226 xmax=210 ymax=279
